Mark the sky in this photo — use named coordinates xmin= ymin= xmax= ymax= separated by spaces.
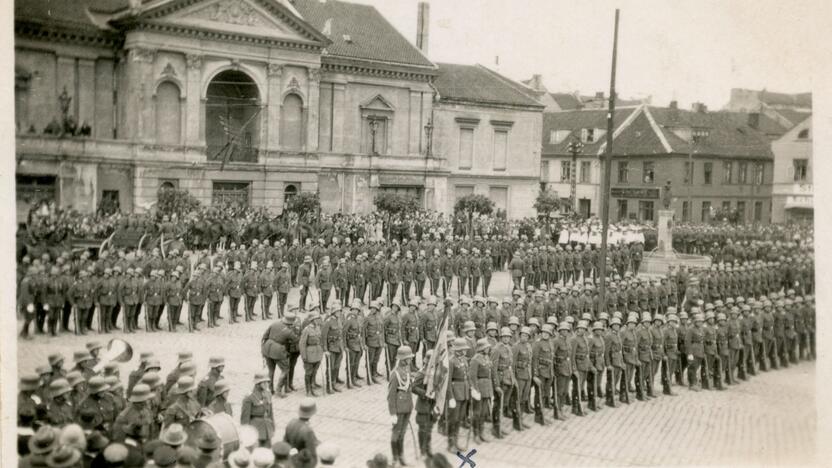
xmin=346 ymin=0 xmax=820 ymax=110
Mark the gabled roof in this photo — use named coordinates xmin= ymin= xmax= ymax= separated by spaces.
xmin=16 ymin=0 xmax=112 ymax=32
xmin=541 ymin=108 xmax=637 ymax=155
xmin=434 ymin=63 xmax=543 ymax=109
xmin=542 ymin=106 xmax=773 ymax=159
xmin=549 ymin=93 xmax=582 ymax=111
xmin=291 ymin=0 xmax=434 ymax=68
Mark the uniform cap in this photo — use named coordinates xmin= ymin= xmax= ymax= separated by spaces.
xmin=519 ymin=326 xmax=531 ymax=336
xmin=508 ymin=316 xmax=520 ymax=326
xmin=486 ymin=322 xmax=499 ymax=332
xmin=462 ymin=321 xmax=476 ymax=332
xmin=396 ymin=346 xmax=415 ymax=361
xmin=610 ymin=317 xmax=622 ymax=326
xmin=500 ymin=327 xmax=512 ymax=338
xmin=129 ymin=383 xmax=154 ymax=402
xmin=253 ymin=372 xmax=270 ymax=385
xmin=50 ymin=378 xmax=72 ymax=398
xmin=66 ymin=371 xmax=84 ymax=387
xmin=299 ymin=397 xmax=317 ymax=418
xmin=172 ymin=377 xmax=196 ymax=395
xmin=558 ymin=321 xmax=571 ymax=332
xmin=476 ymin=338 xmax=492 ymax=351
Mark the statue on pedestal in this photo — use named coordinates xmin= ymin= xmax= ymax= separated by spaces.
xmin=662 ymin=180 xmax=672 ymax=210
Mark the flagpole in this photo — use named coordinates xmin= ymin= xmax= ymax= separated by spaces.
xmin=598 ymin=9 xmax=620 ymax=313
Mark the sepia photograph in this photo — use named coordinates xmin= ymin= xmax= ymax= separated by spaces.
xmin=3 ymin=0 xmax=826 ymax=467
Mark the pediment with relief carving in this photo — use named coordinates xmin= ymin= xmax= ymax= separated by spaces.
xmin=149 ymin=0 xmax=324 ymax=44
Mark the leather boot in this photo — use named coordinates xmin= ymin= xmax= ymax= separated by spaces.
xmin=479 ymin=423 xmax=491 ymax=442
xmin=397 ymin=440 xmax=410 ymax=466
xmin=391 ymin=441 xmax=399 ymax=466
xmin=492 ymin=419 xmax=503 ymax=439
xmin=588 ymin=390 xmax=597 ymax=411
xmin=512 ymin=411 xmax=522 ymax=431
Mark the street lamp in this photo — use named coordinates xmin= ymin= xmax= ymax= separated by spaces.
xmin=369 ymin=118 xmax=380 ymax=155
xmin=566 ymin=138 xmax=584 ymax=215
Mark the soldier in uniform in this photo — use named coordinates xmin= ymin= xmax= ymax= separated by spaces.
xmin=75 ymin=376 xmax=116 ymax=433
xmin=469 ymin=338 xmax=496 ymax=443
xmin=160 ymin=270 xmax=181 ymax=331
xmin=491 ymin=327 xmax=516 ymax=436
xmin=283 ymin=398 xmax=320 ymax=463
xmin=296 ymin=256 xmax=313 ymax=311
xmin=531 ymin=324 xmax=554 ymax=425
xmin=97 ymin=268 xmax=118 ymax=334
xmin=164 ymin=376 xmax=201 ymax=427
xmin=262 ymin=311 xmax=296 ymax=396
xmin=383 ymin=301 xmax=403 ymax=377
xmin=68 ymin=270 xmax=95 ymax=335
xmin=650 ymin=314 xmax=665 ymax=395
xmin=589 ymin=321 xmax=606 ymax=411
xmin=111 ymin=383 xmax=154 ymax=442
xmin=321 ymin=306 xmax=345 ymax=393
xmin=387 ymin=346 xmax=414 ymax=466
xmin=415 ymin=250 xmax=428 ymax=298
xmin=207 ymin=379 xmax=232 ymax=416
xmin=317 ymin=257 xmax=333 ymax=310
xmin=412 ymin=349 xmax=437 ymax=456
xmin=662 ymin=310 xmax=680 ymax=395
xmin=241 ymin=373 xmax=275 ymax=447
xmin=364 ymin=301 xmax=384 ymax=383
xmin=605 ymin=316 xmax=626 ymax=406
xmin=206 ymin=265 xmax=225 ymax=328
xmin=226 ymin=262 xmax=244 ymax=323
xmin=570 ymin=320 xmax=592 ymax=415
xmin=446 ymin=338 xmax=470 ymax=452
xmin=197 ymin=357 xmax=224 ymax=406
xmin=299 ymin=312 xmax=324 ymax=396
xmin=343 ymin=303 xmax=364 ymax=386
xmin=621 ymin=314 xmax=641 ymax=400
xmin=46 ymin=378 xmax=74 ymax=426
xmin=685 ymin=311 xmax=706 ymax=391
xmin=402 ymin=302 xmax=421 ymax=371
xmin=441 ymin=248 xmax=455 ymax=298
xmin=334 ymin=258 xmax=350 ymax=308
xmin=185 ymin=268 xmax=207 ymax=332
xmin=420 ymin=297 xmax=439 ymax=360
xmin=118 ymin=268 xmax=141 ymax=333
xmin=428 ymin=249 xmax=442 ymax=297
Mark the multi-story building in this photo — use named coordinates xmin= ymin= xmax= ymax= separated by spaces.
xmin=14 ymin=0 xmax=542 ymax=223
xmin=771 ymin=115 xmax=812 ymax=223
xmin=541 ymin=102 xmax=776 ymax=224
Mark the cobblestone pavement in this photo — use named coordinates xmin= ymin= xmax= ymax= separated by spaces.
xmin=18 ymin=272 xmax=817 ymax=467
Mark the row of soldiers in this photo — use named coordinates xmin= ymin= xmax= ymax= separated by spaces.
xmin=384 ymin=288 xmax=815 ymax=460
xmin=18 ymin=346 xmax=331 ymax=465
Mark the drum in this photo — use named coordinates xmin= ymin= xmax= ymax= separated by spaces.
xmin=188 ymin=412 xmax=239 ymax=457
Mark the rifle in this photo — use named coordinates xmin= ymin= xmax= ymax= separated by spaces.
xmin=72 ymin=305 xmax=80 ymax=335
xmin=551 ymin=364 xmax=561 ymax=420
xmin=98 ymin=305 xmax=104 ymax=334
xmin=145 ymin=304 xmax=150 ymax=332
xmin=364 ymin=344 xmax=373 ymax=385
xmin=341 ymin=316 xmax=352 ymax=389
xmin=383 ymin=342 xmax=391 ymax=380
xmin=324 ymin=352 xmax=333 ymax=394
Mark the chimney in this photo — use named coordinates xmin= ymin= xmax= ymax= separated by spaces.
xmin=416 ymin=2 xmax=429 ymax=55
xmin=691 ymin=102 xmax=708 ymax=113
xmin=669 ymin=100 xmax=678 ymax=110
xmin=529 ymin=74 xmax=543 ymax=91
xmin=747 ymin=112 xmax=760 ymax=129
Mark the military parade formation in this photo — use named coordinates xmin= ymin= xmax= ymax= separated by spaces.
xmin=16 ymin=212 xmax=815 ymax=467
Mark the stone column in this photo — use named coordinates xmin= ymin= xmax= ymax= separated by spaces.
xmin=185 ymin=53 xmax=203 ymax=146
xmin=409 ymin=90 xmax=422 ymax=155
xmin=657 ymin=209 xmax=674 ymax=254
xmin=331 ymin=82 xmax=345 ymax=152
xmin=266 ymin=63 xmax=283 ymax=151
xmin=306 ymin=67 xmax=321 ymax=152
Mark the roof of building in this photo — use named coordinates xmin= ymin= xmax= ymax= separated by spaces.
xmin=772 ymin=109 xmax=811 ymax=127
xmin=715 ymin=111 xmax=789 ymax=137
xmin=15 ymin=0 xmax=108 ymax=31
xmin=434 ymin=63 xmax=543 ymax=109
xmin=549 ymin=93 xmax=583 ymax=111
xmin=543 ymin=105 xmax=773 ymax=159
xmin=291 ymin=0 xmax=434 ymax=68
xmin=757 ymin=90 xmax=812 ymax=108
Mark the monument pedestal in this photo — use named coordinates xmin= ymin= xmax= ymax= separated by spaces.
xmin=640 ymin=209 xmax=711 ymax=275
xmin=657 ymin=210 xmax=674 ymax=253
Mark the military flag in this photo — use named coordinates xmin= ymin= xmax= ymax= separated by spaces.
xmin=425 ymin=312 xmax=450 ymax=416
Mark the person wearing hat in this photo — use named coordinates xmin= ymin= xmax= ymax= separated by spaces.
xmin=271 ymin=441 xmax=292 ymax=467
xmin=529 ymin=323 xmax=554 ymax=425
xmin=205 ymin=379 xmax=232 ymax=417
xmin=453 ymin=298 xmax=472 ymax=339
xmin=512 ymin=327 xmax=533 ymax=422
xmin=662 ymin=310 xmax=680 ymax=396
xmin=461 ymin=320 xmax=477 ymax=360
xmin=468 ymin=338 xmax=495 ymax=443
xmin=685 ymin=311 xmax=706 ymax=391
xmin=283 ymin=398 xmax=319 ymax=463
xmin=383 ymin=301 xmax=403 ymax=380
xmin=226 ymin=261 xmax=244 ymax=324
xmin=299 ymin=311 xmax=324 ymax=396
xmin=320 ymin=306 xmax=346 ymax=393
xmin=45 ymin=378 xmax=74 ymax=426
xmin=241 ymin=373 xmax=275 ymax=447
xmin=634 ymin=312 xmax=656 ymax=399
xmin=569 ymin=320 xmax=593 ymax=415
xmin=317 ymin=257 xmax=334 ymax=311
xmin=142 ymin=269 xmax=164 ymax=332
xmin=76 ymin=376 xmax=117 ymax=432
xmin=297 ymin=255 xmax=314 ymax=310
xmin=604 ymin=317 xmax=626 ymax=406
xmin=240 ymin=261 xmax=259 ymax=322
xmin=185 ymin=267 xmax=209 ymax=331
xmin=152 ymin=445 xmax=178 ymax=468
xmin=162 ymin=269 xmax=184 ymax=331
xmin=491 ymin=326 xmax=518 ymax=436
xmin=649 ymin=314 xmax=665 ymax=396
xmin=714 ymin=311 xmax=730 ymax=390
xmin=19 ymin=373 xmax=46 ymax=431
xmin=193 ymin=432 xmax=221 ymax=468
xmin=111 ymin=383 xmax=154 ymax=442
xmin=446 ymin=337 xmax=470 ymax=452
xmin=262 ymin=311 xmax=298 ymax=396
xmin=159 ymin=423 xmax=189 ymax=450
xmin=588 ymin=321 xmax=606 ymax=411
xmin=163 ymin=376 xmax=200 ymax=427
xmin=621 ymin=313 xmax=641 ymax=399
xmin=96 ymin=267 xmax=119 ymax=334
xmin=509 ymin=249 xmax=524 ymax=293
xmin=741 ymin=304 xmax=759 ymax=375
xmin=71 ymin=351 xmax=95 ymax=381
xmin=104 ymin=375 xmax=127 ymax=416
xmin=197 ymin=357 xmax=225 ymax=406
xmin=386 ymin=345 xmax=414 ymax=465
xmin=401 ymin=303 xmax=421 ymax=372
xmin=728 ymin=305 xmax=744 ymax=381
xmin=118 ymin=266 xmax=142 ymax=333
xmin=68 ymin=269 xmax=96 ymax=336
xmin=127 ymin=354 xmax=154 ymax=396
xmin=409 ymin=347 xmax=438 ymax=457
xmin=18 ymin=266 xmax=40 ymax=339
xmin=205 ymin=264 xmax=226 ymax=328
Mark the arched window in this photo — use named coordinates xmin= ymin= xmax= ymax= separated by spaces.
xmin=206 ymin=70 xmax=260 ymax=162
xmin=280 ymin=94 xmax=304 ymax=151
xmin=284 ymin=184 xmax=298 ymax=207
xmin=156 ymin=81 xmax=181 ymax=144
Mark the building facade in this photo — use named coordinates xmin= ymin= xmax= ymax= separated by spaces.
xmin=541 ymin=104 xmax=775 ymax=224
xmin=771 ymin=116 xmax=812 ymax=223
xmin=14 ymin=0 xmax=542 ymax=223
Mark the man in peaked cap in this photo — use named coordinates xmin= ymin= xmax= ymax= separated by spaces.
xmin=242 ymin=373 xmax=275 ymax=447
xmin=196 ymin=357 xmax=225 ymax=406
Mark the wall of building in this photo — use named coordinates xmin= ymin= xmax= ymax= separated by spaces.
xmin=771 ymin=117 xmax=812 ymax=223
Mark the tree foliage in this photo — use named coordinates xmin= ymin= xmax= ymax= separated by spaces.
xmin=157 ymin=188 xmax=201 ymax=216
xmin=453 ymin=194 xmax=495 ymax=216
xmin=286 ymin=191 xmax=321 ymax=216
xmin=374 ymin=192 xmax=421 ymax=215
xmin=533 ymin=188 xmax=565 ymax=216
